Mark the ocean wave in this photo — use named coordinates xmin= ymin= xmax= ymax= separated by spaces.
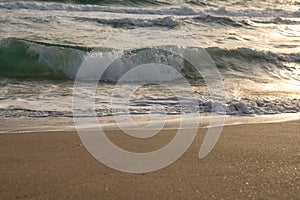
xmin=2 ymin=1 xmax=299 ymax=19
xmin=209 ymin=7 xmax=300 ymax=18
xmin=207 ymin=47 xmax=300 ymax=63
xmin=191 ymin=15 xmax=244 ymax=27
xmin=0 ymin=0 xmax=212 ymax=7
xmin=206 ymin=47 xmax=300 ymax=81
xmin=251 ymin=17 xmax=300 ymax=25
xmin=186 ymin=0 xmax=215 ymax=7
xmin=0 ymin=38 xmax=299 ymax=81
xmin=79 ymin=15 xmax=247 ymax=28
xmin=0 ymin=38 xmax=87 ymax=79
xmin=0 ymin=1 xmax=198 ymax=15
xmin=77 ymin=16 xmax=179 ymax=28
xmin=19 ymin=0 xmax=173 ymax=6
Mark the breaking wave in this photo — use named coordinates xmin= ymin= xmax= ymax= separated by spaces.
xmin=0 ymin=38 xmax=299 ymax=82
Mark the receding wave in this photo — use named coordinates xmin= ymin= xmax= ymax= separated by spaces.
xmin=2 ymin=97 xmax=300 ymax=117
xmin=0 ymin=38 xmax=299 ymax=82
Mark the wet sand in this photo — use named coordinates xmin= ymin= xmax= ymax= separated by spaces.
xmin=0 ymin=120 xmax=299 ymax=199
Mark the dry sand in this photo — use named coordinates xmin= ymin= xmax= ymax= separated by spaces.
xmin=0 ymin=120 xmax=299 ymax=199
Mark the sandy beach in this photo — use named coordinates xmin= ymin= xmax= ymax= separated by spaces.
xmin=0 ymin=120 xmax=299 ymax=199
xmin=1 ymin=0 xmax=300 ymax=199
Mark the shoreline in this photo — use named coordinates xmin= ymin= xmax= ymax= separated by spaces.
xmin=1 ymin=112 xmax=299 ymax=134
xmin=0 ymin=120 xmax=299 ymax=199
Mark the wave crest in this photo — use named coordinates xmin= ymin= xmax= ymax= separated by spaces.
xmin=0 ymin=38 xmax=299 ymax=82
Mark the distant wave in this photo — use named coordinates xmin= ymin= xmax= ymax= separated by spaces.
xmin=209 ymin=7 xmax=300 ymax=18
xmin=35 ymin=0 xmax=212 ymax=6
xmin=0 ymin=0 xmax=215 ymax=7
xmin=76 ymin=15 xmax=298 ymax=29
xmin=251 ymin=17 xmax=300 ymax=25
xmin=76 ymin=16 xmax=179 ymax=28
xmin=191 ymin=15 xmax=244 ymax=27
xmin=186 ymin=0 xmax=215 ymax=7
xmin=78 ymin=15 xmax=250 ymax=28
xmin=2 ymin=0 xmax=173 ymax=6
xmin=76 ymin=15 xmax=300 ymax=28
xmin=0 ymin=38 xmax=299 ymax=81
xmin=0 ymin=1 xmax=198 ymax=15
xmin=1 ymin=1 xmax=299 ymax=18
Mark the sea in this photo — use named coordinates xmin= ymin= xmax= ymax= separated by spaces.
xmin=0 ymin=0 xmax=299 ymax=132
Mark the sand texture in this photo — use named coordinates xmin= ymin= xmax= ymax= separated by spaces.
xmin=0 ymin=120 xmax=300 ymax=199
